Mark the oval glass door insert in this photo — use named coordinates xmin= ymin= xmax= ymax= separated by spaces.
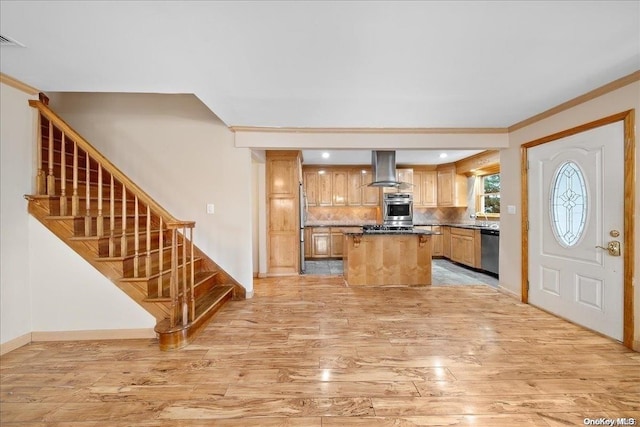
xmin=550 ymin=161 xmax=587 ymax=247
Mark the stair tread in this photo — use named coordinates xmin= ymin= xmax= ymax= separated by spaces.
xmin=94 ymin=243 xmax=185 ymax=262
xmin=119 ymin=267 xmax=214 ymax=283
xmin=154 ymin=285 xmax=234 ymax=333
xmin=69 ymin=229 xmax=165 ymax=241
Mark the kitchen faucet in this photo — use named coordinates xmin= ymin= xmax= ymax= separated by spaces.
xmin=475 ymin=211 xmax=489 ymax=226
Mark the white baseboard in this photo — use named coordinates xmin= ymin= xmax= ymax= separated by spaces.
xmin=31 ymin=328 xmax=156 ymax=342
xmin=497 ymin=284 xmax=521 ymax=300
xmin=0 ymin=333 xmax=32 ymax=356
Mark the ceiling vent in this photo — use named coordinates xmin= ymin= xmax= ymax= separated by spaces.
xmin=0 ymin=34 xmax=25 ymax=47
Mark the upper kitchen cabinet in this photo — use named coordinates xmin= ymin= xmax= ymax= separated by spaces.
xmin=332 ymin=171 xmax=348 ymax=206
xmin=347 ymin=170 xmax=363 ymax=206
xmin=318 ymin=171 xmax=332 ymax=206
xmin=436 ymin=165 xmax=468 ymax=207
xmin=303 ymin=166 xmax=379 ymax=207
xmin=303 ymin=171 xmax=318 ymax=206
xmin=383 ymin=168 xmax=413 ymax=193
xmin=362 ymin=171 xmax=380 ymax=206
xmin=412 ymin=169 xmax=437 ymax=207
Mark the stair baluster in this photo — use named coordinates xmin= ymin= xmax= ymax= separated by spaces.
xmin=120 ymin=184 xmax=127 ymax=257
xmin=36 ymin=113 xmax=45 ymax=195
xmin=133 ymin=195 xmax=140 ymax=278
xmin=47 ymin=120 xmax=55 ymax=195
xmin=96 ymin=164 xmax=103 ymax=237
xmin=59 ymin=132 xmax=67 ymax=216
xmin=84 ymin=152 xmax=91 ymax=236
xmin=145 ymin=205 xmax=152 ymax=278
xmin=109 ymin=175 xmax=115 ymax=257
xmin=71 ymin=141 xmax=79 ymax=216
xmin=158 ymin=217 xmax=164 ymax=298
xmin=189 ymin=226 xmax=195 ymax=321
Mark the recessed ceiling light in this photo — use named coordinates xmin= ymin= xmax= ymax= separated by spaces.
xmin=439 ymin=153 xmax=448 ymax=159
xmin=321 ymin=152 xmax=330 ymax=159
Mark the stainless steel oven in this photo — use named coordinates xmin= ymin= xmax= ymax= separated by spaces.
xmin=383 ymin=193 xmax=413 ymax=226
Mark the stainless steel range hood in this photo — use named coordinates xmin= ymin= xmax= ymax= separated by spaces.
xmin=369 ymin=150 xmax=400 ymax=187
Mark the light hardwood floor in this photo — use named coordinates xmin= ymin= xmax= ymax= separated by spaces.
xmin=2 ymin=275 xmax=639 ymax=426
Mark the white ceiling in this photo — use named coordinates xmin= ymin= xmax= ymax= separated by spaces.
xmin=0 ymin=0 xmax=640 ymax=128
xmin=1 ymin=1 xmax=638 ymax=131
xmin=302 ymin=149 xmax=483 ymax=165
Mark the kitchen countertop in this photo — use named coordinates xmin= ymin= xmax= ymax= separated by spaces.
xmin=306 ymin=222 xmax=498 ymax=230
xmin=343 ymin=230 xmax=436 ymax=236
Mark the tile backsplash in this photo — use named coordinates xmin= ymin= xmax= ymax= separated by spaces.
xmin=307 ymin=206 xmax=470 ymax=225
xmin=306 ymin=207 xmax=379 ymax=225
xmin=413 ymin=207 xmax=470 ymax=224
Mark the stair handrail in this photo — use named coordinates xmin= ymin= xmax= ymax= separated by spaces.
xmin=29 ymin=100 xmax=182 ymax=226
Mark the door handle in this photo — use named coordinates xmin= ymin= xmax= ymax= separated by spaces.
xmin=595 ymin=241 xmax=621 ymax=256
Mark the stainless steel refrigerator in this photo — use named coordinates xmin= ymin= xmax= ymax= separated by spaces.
xmin=299 ymin=183 xmax=307 ymax=273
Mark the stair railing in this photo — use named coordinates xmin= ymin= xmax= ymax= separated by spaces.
xmin=30 ymin=100 xmax=196 ymax=328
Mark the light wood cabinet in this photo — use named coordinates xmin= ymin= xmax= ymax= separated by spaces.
xmin=362 ymin=170 xmax=380 ymax=206
xmin=303 ymin=171 xmax=318 ymax=207
xmin=437 ymin=166 xmax=468 ymax=207
xmin=347 ymin=170 xmax=363 ymax=206
xmin=310 ymin=227 xmax=330 ymax=258
xmin=412 ymin=170 xmax=438 ymax=207
xmin=304 ymin=228 xmax=312 ymax=260
xmin=443 ymin=226 xmax=451 ymax=258
xmin=415 ymin=225 xmax=443 ymax=257
xmin=266 ymin=150 xmax=302 ymax=275
xmin=308 ymin=226 xmax=360 ymax=258
xmin=397 ymin=168 xmax=413 ymax=190
xmin=431 ymin=225 xmax=443 ymax=257
xmin=303 ymin=166 xmax=379 ymax=207
xmin=421 ymin=171 xmax=438 ymax=207
xmin=332 ymin=171 xmax=348 ymax=206
xmin=318 ymin=171 xmax=332 ymax=206
xmin=449 ymin=227 xmax=481 ymax=268
xmin=330 ymin=230 xmax=344 ymax=257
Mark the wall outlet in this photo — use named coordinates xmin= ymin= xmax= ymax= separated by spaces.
xmin=206 ymin=203 xmax=215 ymax=214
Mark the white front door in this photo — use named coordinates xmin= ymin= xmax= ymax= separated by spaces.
xmin=527 ymin=121 xmax=624 ymax=341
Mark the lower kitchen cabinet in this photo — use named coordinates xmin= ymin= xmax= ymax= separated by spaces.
xmin=307 ymin=226 xmax=360 ymax=258
xmin=431 ymin=226 xmax=443 ymax=256
xmin=443 ymin=226 xmax=451 ymax=258
xmin=310 ymin=227 xmax=330 ymax=258
xmin=415 ymin=225 xmax=443 ymax=257
xmin=449 ymin=227 xmax=481 ymax=268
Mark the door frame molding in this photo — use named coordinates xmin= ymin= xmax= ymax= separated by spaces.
xmin=521 ymin=110 xmax=635 ymax=348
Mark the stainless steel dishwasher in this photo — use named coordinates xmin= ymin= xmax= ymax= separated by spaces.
xmin=480 ymin=229 xmax=499 ymax=276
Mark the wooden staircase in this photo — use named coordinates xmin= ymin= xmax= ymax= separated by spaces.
xmin=25 ymin=99 xmax=245 ymax=350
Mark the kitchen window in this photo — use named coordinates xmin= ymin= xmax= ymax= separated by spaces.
xmin=476 ymin=173 xmax=500 ymax=216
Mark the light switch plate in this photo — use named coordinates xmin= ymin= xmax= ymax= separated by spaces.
xmin=507 ymin=205 xmax=516 ymax=214
xmin=206 ymin=203 xmax=215 ymax=214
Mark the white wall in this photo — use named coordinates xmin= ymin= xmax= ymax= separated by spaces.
xmin=0 ymin=83 xmax=35 ymax=344
xmin=499 ymin=81 xmax=640 ymax=347
xmin=29 ymin=217 xmax=156 ymax=331
xmin=48 ymin=93 xmax=254 ymax=295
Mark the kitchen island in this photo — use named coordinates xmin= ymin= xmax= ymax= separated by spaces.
xmin=343 ymin=230 xmax=433 ymax=286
